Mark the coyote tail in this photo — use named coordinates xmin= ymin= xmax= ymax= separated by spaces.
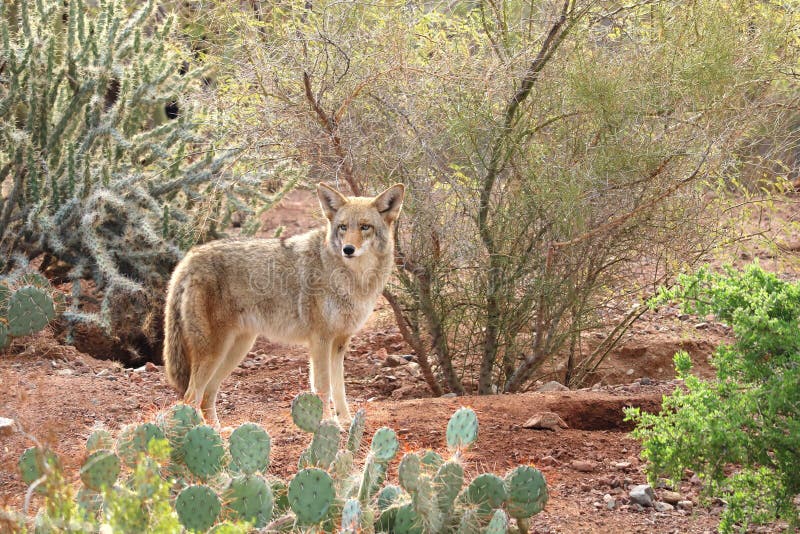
xmin=163 ymin=273 xmax=190 ymax=397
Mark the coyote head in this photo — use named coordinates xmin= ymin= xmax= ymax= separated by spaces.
xmin=317 ymin=183 xmax=405 ymax=262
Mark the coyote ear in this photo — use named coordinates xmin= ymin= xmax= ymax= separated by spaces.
xmin=317 ymin=183 xmax=348 ymax=220
xmin=372 ymin=183 xmax=405 ymax=224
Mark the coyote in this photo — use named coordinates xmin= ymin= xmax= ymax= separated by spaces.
xmin=163 ymin=183 xmax=405 ymax=426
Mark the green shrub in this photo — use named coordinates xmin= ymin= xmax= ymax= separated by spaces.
xmin=626 ymin=263 xmax=800 ymax=532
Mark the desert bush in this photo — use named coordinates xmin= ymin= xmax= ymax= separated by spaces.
xmin=0 ymin=0 xmax=292 ymax=361
xmin=186 ymin=0 xmax=798 ymax=394
xmin=9 ymin=393 xmax=547 ymax=533
xmin=626 ymin=263 xmax=800 ymax=532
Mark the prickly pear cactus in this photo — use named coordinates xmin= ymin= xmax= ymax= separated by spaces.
xmin=229 ymin=423 xmax=271 ymax=475
xmin=288 ymin=467 xmax=335 ymax=524
xmin=398 ymin=453 xmax=421 ymax=492
xmin=420 ymin=449 xmax=444 ymax=471
xmin=377 ymin=484 xmax=403 ymax=511
xmin=340 ymin=498 xmax=362 ymax=533
xmin=464 ymin=473 xmax=508 ymax=510
xmin=504 ymin=465 xmax=548 ymax=519
xmin=346 ymin=408 xmax=366 ymax=454
xmin=116 ymin=423 xmax=165 ymax=468
xmin=433 ymin=460 xmax=464 ymax=516
xmin=18 ymin=447 xmax=60 ymax=488
xmin=308 ymin=420 xmax=341 ymax=468
xmin=291 ymin=392 xmax=324 ymax=433
xmin=85 ymin=429 xmax=114 ymax=452
xmin=6 ymin=286 xmax=56 ymax=337
xmin=182 ymin=425 xmax=225 ymax=480
xmin=224 ymin=474 xmax=274 ymax=528
xmin=79 ymin=450 xmax=121 ymax=491
xmin=370 ymin=427 xmax=399 ymax=463
xmin=393 ymin=503 xmax=423 ymax=534
xmin=446 ymin=407 xmax=479 ymax=450
xmin=157 ymin=403 xmax=203 ymax=455
xmin=176 ymin=484 xmax=221 ymax=532
xmin=485 ymin=509 xmax=509 ymax=534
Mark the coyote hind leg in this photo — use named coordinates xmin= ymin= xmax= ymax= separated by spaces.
xmin=202 ymin=332 xmax=257 ymax=426
xmin=183 ymin=331 xmax=236 ymax=425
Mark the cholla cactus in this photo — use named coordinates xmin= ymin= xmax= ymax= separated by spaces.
xmin=17 ymin=392 xmax=549 ymax=532
xmin=0 ymin=0 xmax=293 ymax=357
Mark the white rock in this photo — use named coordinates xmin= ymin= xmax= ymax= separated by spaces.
xmin=0 ymin=417 xmax=15 ymax=436
xmin=536 ymin=381 xmax=569 ymax=392
xmin=654 ymin=501 xmax=674 ymax=512
xmin=629 ymin=484 xmax=655 ymax=507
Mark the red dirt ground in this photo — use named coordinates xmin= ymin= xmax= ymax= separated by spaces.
xmin=1 ymin=189 xmax=798 ymax=533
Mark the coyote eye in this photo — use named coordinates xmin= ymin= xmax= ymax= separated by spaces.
xmin=360 ymin=224 xmax=372 ymax=231
xmin=338 ymin=224 xmax=347 ymax=231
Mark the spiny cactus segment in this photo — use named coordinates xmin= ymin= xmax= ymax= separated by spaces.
xmin=370 ymin=426 xmax=400 ymax=463
xmin=340 ymin=498 xmax=362 ymax=533
xmin=446 ymin=407 xmax=479 ymax=450
xmin=224 ymin=474 xmax=274 ymax=528
xmin=7 ymin=286 xmax=55 ymax=337
xmin=504 ymin=465 xmax=548 ymax=520
xmin=116 ymin=423 xmax=165 ymax=468
xmin=80 ymin=450 xmax=121 ymax=491
xmin=15 ymin=394 xmax=548 ymax=532
xmin=182 ymin=425 xmax=225 ymax=480
xmin=176 ymin=484 xmax=221 ymax=532
xmin=346 ymin=408 xmax=366 ymax=454
xmin=291 ymin=392 xmax=324 ymax=433
xmin=85 ymin=429 xmax=114 ymax=452
xmin=288 ymin=467 xmax=335 ymax=524
xmin=229 ymin=422 xmax=271 ymax=475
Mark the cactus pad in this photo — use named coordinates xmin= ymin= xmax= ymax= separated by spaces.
xmin=340 ymin=498 xmax=362 ymax=533
xmin=309 ymin=420 xmax=341 ymax=468
xmin=18 ymin=446 xmax=59 ymax=487
xmin=176 ymin=484 xmax=221 ymax=532
xmin=433 ymin=460 xmax=464 ymax=515
xmin=346 ymin=408 xmax=366 ymax=454
xmin=485 ymin=509 xmax=509 ymax=534
xmin=224 ymin=474 xmax=274 ymax=528
xmin=7 ymin=286 xmax=56 ymax=337
xmin=398 ymin=452 xmax=421 ymax=492
xmin=331 ymin=449 xmax=354 ymax=484
xmin=271 ymin=478 xmax=290 ymax=515
xmin=504 ymin=465 xmax=548 ymax=518
xmin=377 ymin=484 xmax=403 ymax=511
xmin=182 ymin=425 xmax=225 ymax=480
xmin=291 ymin=392 xmax=323 ymax=432
xmin=420 ymin=449 xmax=444 ymax=471
xmin=116 ymin=423 xmax=165 ymax=467
xmin=412 ymin=477 xmax=444 ymax=532
xmin=229 ymin=423 xmax=271 ymax=475
xmin=288 ymin=467 xmax=335 ymax=524
xmin=446 ymin=407 xmax=479 ymax=450
xmin=80 ymin=450 xmax=120 ymax=491
xmin=0 ymin=322 xmax=8 ymax=349
xmin=370 ymin=427 xmax=399 ymax=463
xmin=157 ymin=404 xmax=203 ymax=455
xmin=393 ymin=503 xmax=423 ymax=534
xmin=464 ymin=473 xmax=508 ymax=509
xmin=457 ymin=508 xmax=482 ymax=534
xmin=86 ymin=429 xmax=114 ymax=452
xmin=76 ymin=488 xmax=103 ymax=514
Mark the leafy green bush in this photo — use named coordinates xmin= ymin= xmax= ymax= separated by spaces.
xmin=626 ymin=263 xmax=800 ymax=532
xmin=11 ymin=393 xmax=547 ymax=533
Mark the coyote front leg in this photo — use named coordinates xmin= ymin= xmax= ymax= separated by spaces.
xmin=330 ymin=335 xmax=353 ymax=425
xmin=309 ymin=336 xmax=333 ymax=414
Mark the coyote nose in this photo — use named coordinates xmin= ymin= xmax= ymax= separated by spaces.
xmin=343 ymin=244 xmax=356 ymax=256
